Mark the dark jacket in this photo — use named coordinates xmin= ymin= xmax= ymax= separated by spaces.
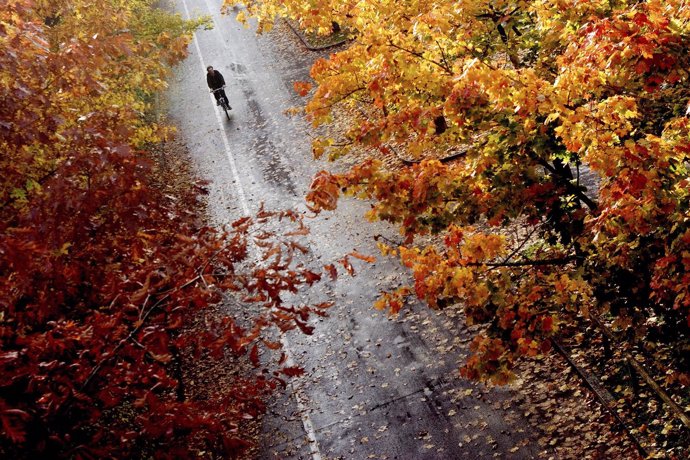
xmin=206 ymin=70 xmax=225 ymax=90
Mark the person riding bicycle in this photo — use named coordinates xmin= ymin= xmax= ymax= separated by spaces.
xmin=206 ymin=65 xmax=230 ymax=109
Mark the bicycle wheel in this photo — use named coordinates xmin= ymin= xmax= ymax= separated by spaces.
xmin=221 ymin=99 xmax=230 ymax=120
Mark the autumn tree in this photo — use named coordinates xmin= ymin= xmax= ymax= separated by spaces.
xmin=236 ymin=0 xmax=690 ymax=390
xmin=1 ymin=0 xmax=328 ymax=457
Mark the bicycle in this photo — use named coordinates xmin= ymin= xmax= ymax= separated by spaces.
xmin=211 ymin=86 xmax=231 ymax=120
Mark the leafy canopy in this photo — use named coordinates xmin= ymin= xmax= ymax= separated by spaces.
xmin=237 ymin=0 xmax=690 ymax=384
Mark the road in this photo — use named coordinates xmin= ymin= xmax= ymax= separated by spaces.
xmin=166 ymin=1 xmax=572 ymax=458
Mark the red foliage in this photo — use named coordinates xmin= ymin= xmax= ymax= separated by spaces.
xmin=0 ymin=1 xmax=331 ymax=457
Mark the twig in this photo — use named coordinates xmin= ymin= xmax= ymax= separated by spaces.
xmin=138 ymin=294 xmax=150 ymax=323
xmin=436 ymin=39 xmax=451 ymax=72
xmin=80 ymin=292 xmax=171 ymax=391
xmin=499 ymin=226 xmax=540 ymax=265
xmin=310 ymin=86 xmax=366 ymax=113
xmin=128 ymin=336 xmax=169 ymax=364
xmin=465 ymin=255 xmax=579 ymax=268
xmin=388 ymin=40 xmax=453 ymax=74
xmin=80 ymin=273 xmax=202 ymax=391
xmin=373 ymin=234 xmax=404 ymax=247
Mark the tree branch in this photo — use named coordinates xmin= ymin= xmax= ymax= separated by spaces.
xmin=435 ymin=39 xmax=451 ymax=73
xmin=311 ymin=86 xmax=366 ymax=112
xmin=500 ymin=225 xmax=540 ymax=265
xmin=387 ymin=40 xmax=453 ymax=74
xmin=466 ymin=255 xmax=579 ymax=268
xmin=536 ymin=157 xmax=599 ymax=212
xmin=80 ymin=272 xmax=206 ymax=391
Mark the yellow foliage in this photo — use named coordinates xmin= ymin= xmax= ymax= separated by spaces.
xmin=248 ymin=0 xmax=690 ymax=385
xmin=1 ymin=0 xmax=203 ymax=206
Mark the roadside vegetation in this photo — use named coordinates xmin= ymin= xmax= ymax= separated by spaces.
xmin=4 ymin=0 xmax=690 ymax=457
xmin=1 ymin=1 xmax=330 ymax=457
xmin=237 ymin=0 xmax=690 ymax=456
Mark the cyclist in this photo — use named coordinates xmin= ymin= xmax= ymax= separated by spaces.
xmin=206 ymin=65 xmax=230 ymax=109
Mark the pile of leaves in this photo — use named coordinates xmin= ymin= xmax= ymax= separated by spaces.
xmin=0 ymin=0 xmax=329 ymax=457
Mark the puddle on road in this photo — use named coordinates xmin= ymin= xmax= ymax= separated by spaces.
xmin=242 ymin=85 xmax=298 ymax=195
xmin=253 ymin=135 xmax=297 ymax=195
xmin=227 ymin=62 xmax=247 ymax=74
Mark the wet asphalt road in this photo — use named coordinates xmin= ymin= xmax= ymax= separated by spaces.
xmin=167 ymin=1 xmax=551 ymax=458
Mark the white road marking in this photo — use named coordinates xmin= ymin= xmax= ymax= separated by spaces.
xmin=181 ymin=0 xmax=249 ymax=216
xmin=180 ymin=1 xmax=323 ymax=458
xmin=280 ymin=335 xmax=323 ymax=460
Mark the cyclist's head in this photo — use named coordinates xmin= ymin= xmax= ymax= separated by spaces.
xmin=206 ymin=66 xmax=213 ymax=73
